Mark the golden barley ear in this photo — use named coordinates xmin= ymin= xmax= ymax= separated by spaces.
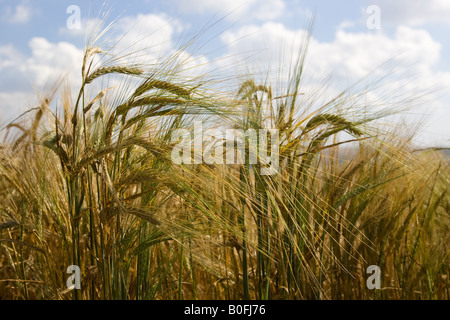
xmin=82 ymin=46 xmax=103 ymax=79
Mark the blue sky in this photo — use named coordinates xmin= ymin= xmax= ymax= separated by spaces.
xmin=1 ymin=0 xmax=449 ymax=146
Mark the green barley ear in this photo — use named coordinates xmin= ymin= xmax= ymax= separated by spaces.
xmin=303 ymin=113 xmax=362 ymax=136
xmin=133 ymin=79 xmax=191 ymax=99
xmin=0 ymin=220 xmax=19 ymax=232
xmin=84 ymin=66 xmax=143 ymax=84
xmin=116 ymin=97 xmax=187 ymax=115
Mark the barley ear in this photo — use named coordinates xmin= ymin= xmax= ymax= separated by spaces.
xmin=85 ymin=66 xmax=143 ymax=85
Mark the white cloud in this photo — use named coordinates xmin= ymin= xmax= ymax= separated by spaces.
xmin=312 ymin=26 xmax=441 ymax=80
xmin=26 ymin=38 xmax=83 ymax=87
xmin=0 ymin=44 xmax=24 ymax=70
xmin=0 ymin=91 xmax=35 ymax=124
xmin=337 ymin=20 xmax=356 ymax=31
xmin=0 ymin=38 xmax=83 ymax=122
xmin=11 ymin=4 xmax=31 ymax=23
xmin=0 ymin=12 xmax=209 ymax=124
xmin=220 ymin=22 xmax=447 ymax=87
xmin=372 ymin=0 xmax=450 ymax=26
xmin=218 ymin=23 xmax=450 ymax=146
xmin=108 ymin=13 xmax=211 ymax=81
xmin=174 ymin=0 xmax=286 ymax=21
xmin=2 ymin=2 xmax=33 ymax=24
xmin=113 ymin=13 xmax=184 ymax=57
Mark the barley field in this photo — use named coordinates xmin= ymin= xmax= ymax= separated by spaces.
xmin=0 ymin=19 xmax=449 ymax=301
